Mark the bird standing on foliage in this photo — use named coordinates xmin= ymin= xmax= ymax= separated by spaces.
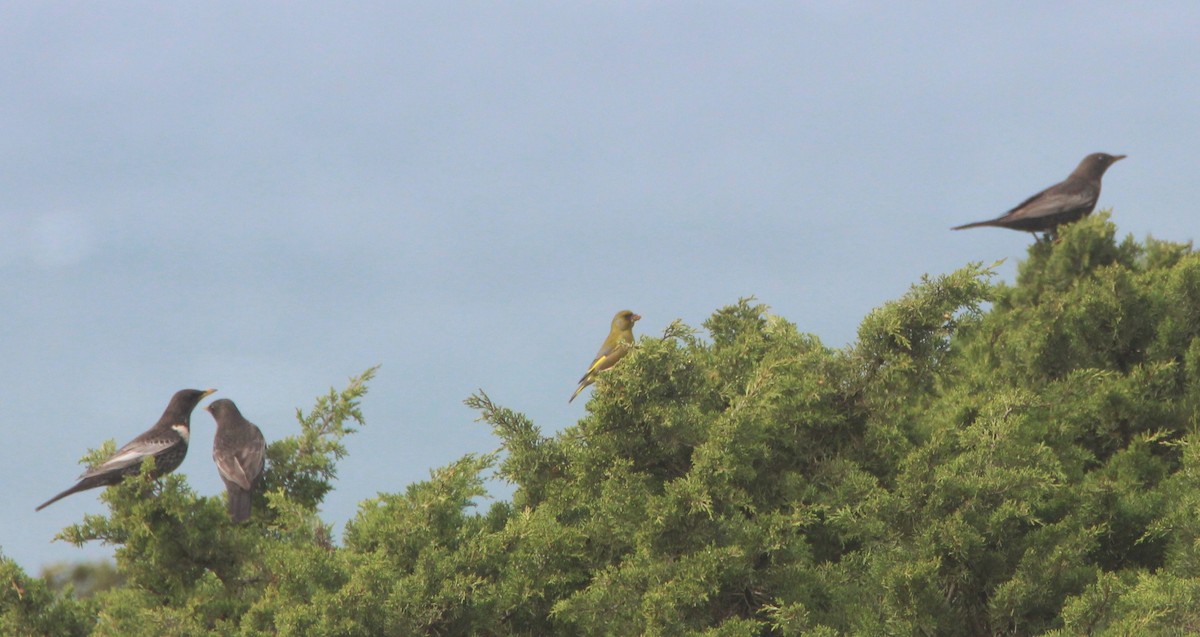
xmin=570 ymin=309 xmax=641 ymax=403
xmin=36 ymin=388 xmax=216 ymax=511
xmin=951 ymin=152 xmax=1125 ymax=240
xmin=208 ymin=399 xmax=266 ymax=524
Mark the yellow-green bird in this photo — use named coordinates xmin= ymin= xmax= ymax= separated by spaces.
xmin=569 ymin=309 xmax=641 ymax=403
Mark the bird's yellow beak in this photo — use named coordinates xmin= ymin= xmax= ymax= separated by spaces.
xmin=202 ymin=388 xmax=217 ymax=399
xmin=631 ymin=314 xmax=642 ymax=322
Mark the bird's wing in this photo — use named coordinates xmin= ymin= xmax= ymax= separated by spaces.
xmin=239 ymin=429 xmax=267 ymax=483
xmin=214 ymin=429 xmax=266 ymax=491
xmin=1000 ymin=184 xmax=1095 ymax=222
xmin=214 ymin=450 xmax=253 ymax=491
xmin=80 ymin=430 xmax=181 ymax=479
xmin=579 ymin=339 xmax=629 ymax=382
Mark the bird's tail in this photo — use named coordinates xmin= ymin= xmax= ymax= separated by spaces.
xmin=951 ymin=219 xmax=999 ymax=231
xmin=568 ymin=380 xmax=589 ymax=404
xmin=226 ymin=485 xmax=253 ymax=523
xmin=35 ymin=481 xmax=95 ymax=512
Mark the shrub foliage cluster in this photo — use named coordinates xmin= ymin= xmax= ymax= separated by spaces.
xmin=5 ymin=214 xmax=1200 ymax=635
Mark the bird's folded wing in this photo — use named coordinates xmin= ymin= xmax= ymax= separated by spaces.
xmin=80 ymin=433 xmax=179 ymax=478
xmin=215 ymin=436 xmax=265 ymax=490
xmin=1003 ymin=188 xmax=1093 ymax=222
xmin=214 ymin=451 xmax=254 ymax=491
xmin=582 ymin=344 xmax=627 ymax=380
xmin=582 ymin=352 xmax=613 ymax=379
xmin=240 ymin=438 xmax=267 ymax=482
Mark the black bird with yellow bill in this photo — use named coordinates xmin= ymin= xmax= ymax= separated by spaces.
xmin=36 ymin=388 xmax=216 ymax=511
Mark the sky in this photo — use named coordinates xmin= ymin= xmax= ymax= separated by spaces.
xmin=3 ymin=2 xmax=1198 ymax=573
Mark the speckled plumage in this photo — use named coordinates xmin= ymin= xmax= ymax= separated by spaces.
xmin=36 ymin=388 xmax=216 ymax=511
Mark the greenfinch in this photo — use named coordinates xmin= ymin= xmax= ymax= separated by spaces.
xmin=569 ymin=310 xmax=641 ymax=403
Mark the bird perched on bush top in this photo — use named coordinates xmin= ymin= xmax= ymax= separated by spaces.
xmin=952 ymin=152 xmax=1125 ymax=240
xmin=570 ymin=310 xmax=641 ymax=403
xmin=208 ymin=398 xmax=266 ymax=524
xmin=36 ymin=388 xmax=216 ymax=511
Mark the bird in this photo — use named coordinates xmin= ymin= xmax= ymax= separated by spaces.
xmin=36 ymin=388 xmax=216 ymax=511
xmin=952 ymin=152 xmax=1126 ymax=240
xmin=208 ymin=399 xmax=266 ymax=524
xmin=570 ymin=309 xmax=641 ymax=403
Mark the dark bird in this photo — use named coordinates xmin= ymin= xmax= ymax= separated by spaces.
xmin=36 ymin=388 xmax=216 ymax=511
xmin=208 ymin=399 xmax=266 ymax=524
xmin=570 ymin=309 xmax=641 ymax=403
xmin=952 ymin=152 xmax=1126 ymax=239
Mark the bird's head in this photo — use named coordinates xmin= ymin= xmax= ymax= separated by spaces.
xmin=158 ymin=388 xmax=216 ymax=427
xmin=206 ymin=398 xmax=240 ymax=419
xmin=169 ymin=388 xmax=217 ymax=413
xmin=612 ymin=310 xmax=641 ymax=331
xmin=1078 ymin=152 xmax=1126 ymax=177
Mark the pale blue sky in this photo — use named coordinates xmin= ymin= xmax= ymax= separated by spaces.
xmin=3 ymin=3 xmax=1197 ymax=572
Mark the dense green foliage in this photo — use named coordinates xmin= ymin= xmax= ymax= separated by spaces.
xmin=40 ymin=560 xmax=123 ymax=599
xmin=5 ymin=215 xmax=1200 ymax=635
